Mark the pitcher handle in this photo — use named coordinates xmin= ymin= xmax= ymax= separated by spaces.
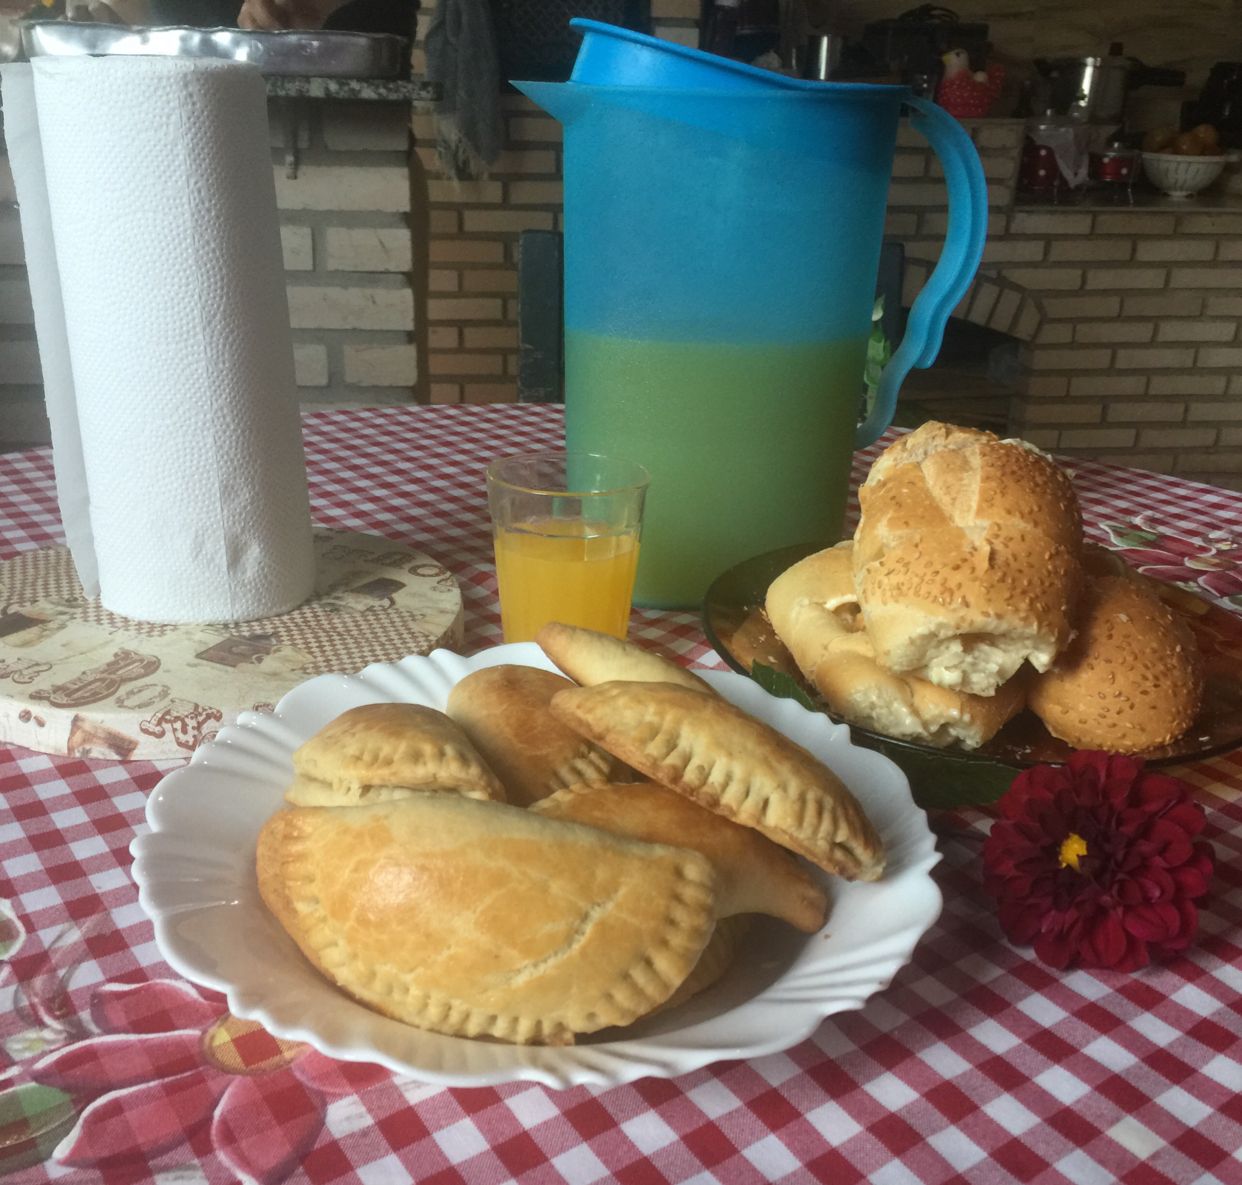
xmin=856 ymin=95 xmax=989 ymax=448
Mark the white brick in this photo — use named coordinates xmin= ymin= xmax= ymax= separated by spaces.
xmin=974 ymin=123 xmax=1024 ymax=150
xmin=1107 ymin=401 xmax=1187 ymax=423
xmin=1070 ymin=375 xmax=1147 ymax=397
xmin=1206 ymin=296 xmax=1242 ymax=316
xmin=1082 ymin=267 xmax=1166 ymax=290
xmin=343 ymin=344 xmax=418 ymax=386
xmin=1059 ymin=427 xmax=1137 ymax=448
xmin=274 ymin=166 xmax=410 ymax=212
xmin=1041 ymin=295 xmax=1122 ymax=319
xmin=280 ymin=225 xmax=314 ymax=271
xmin=1197 ymin=347 xmax=1242 ymax=368
xmin=1134 ymin=238 xmax=1215 ymax=262
xmin=1137 ymin=427 xmax=1218 ymax=448
xmin=322 ymin=104 xmax=410 ymax=152
xmin=1156 ymin=321 xmax=1237 ymax=343
xmin=1122 ymin=294 xmax=1204 ymax=317
xmin=1148 ymin=374 xmax=1229 ymax=396
xmin=982 ymin=240 xmax=1046 ymax=264
xmin=887 ymin=181 xmax=950 ymax=207
xmin=293 ymin=343 xmax=329 ymax=386
xmin=891 ymin=153 xmax=926 ymax=178
xmin=287 ymin=285 xmax=413 ymax=331
xmin=1075 ymin=322 xmax=1154 ymax=344
xmin=1022 ymin=402 xmax=1103 ymax=424
xmin=1008 ymin=211 xmax=1093 ymax=235
xmin=1169 ymin=267 xmax=1242 ymax=289
xmin=1093 ymin=213 xmax=1176 ymax=235
xmin=0 ymin=280 xmax=33 ymax=325
xmin=324 ymin=228 xmax=413 ymax=273
xmin=1188 ymin=400 xmax=1242 ymax=422
xmin=1176 ymin=214 xmax=1242 ymax=235
xmin=1047 ymin=239 xmax=1131 ymax=262
xmin=1003 ymin=267 xmax=1082 ymax=291
xmin=1114 ymin=347 xmax=1196 ymax=369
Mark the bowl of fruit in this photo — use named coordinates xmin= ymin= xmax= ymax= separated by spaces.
xmin=1141 ymin=123 xmax=1228 ymax=197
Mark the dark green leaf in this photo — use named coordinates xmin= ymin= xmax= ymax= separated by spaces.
xmin=750 ymin=661 xmax=819 ymax=711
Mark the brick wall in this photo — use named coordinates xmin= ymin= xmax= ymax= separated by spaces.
xmin=275 ymin=99 xmax=419 ymax=404
xmin=891 ymin=121 xmax=1242 ymax=491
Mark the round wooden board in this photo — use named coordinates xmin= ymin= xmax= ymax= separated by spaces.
xmin=0 ymin=530 xmax=464 ymax=760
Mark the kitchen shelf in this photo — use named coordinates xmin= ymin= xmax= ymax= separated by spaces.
xmin=264 ymin=76 xmax=439 ymax=103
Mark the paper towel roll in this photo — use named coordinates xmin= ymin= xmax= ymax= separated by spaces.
xmin=4 ymin=55 xmax=315 ymax=623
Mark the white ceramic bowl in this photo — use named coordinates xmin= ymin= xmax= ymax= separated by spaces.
xmin=1142 ymin=151 xmax=1228 ymax=197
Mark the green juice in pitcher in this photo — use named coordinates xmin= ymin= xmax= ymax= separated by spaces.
xmin=565 ymin=330 xmax=868 ymax=608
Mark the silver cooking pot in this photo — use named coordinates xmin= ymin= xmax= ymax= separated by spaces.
xmin=1034 ymin=52 xmax=1185 ymax=123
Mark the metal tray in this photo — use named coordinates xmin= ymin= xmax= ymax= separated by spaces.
xmin=20 ymin=21 xmax=408 ymax=78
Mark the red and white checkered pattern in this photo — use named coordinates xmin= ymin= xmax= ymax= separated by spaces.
xmin=2 ymin=404 xmax=1240 ymax=1185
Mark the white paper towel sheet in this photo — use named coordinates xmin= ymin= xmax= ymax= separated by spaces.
xmin=2 ymin=56 xmax=315 ymax=623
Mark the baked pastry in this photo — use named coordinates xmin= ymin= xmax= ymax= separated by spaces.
xmin=853 ymin=421 xmax=1083 ymax=696
xmin=536 ymin=621 xmax=716 ymax=695
xmin=446 ymin=665 xmax=617 ymax=805
xmin=549 ymin=681 xmax=886 ymax=882
xmin=766 ymin=542 xmax=1026 ymax=749
xmin=286 ymin=703 xmax=505 ymax=807
xmin=257 ymin=796 xmax=717 ymax=1045
xmin=652 ymin=914 xmax=751 ymax=1016
xmin=532 ymin=780 xmax=828 ymax=932
xmin=1028 ymin=571 xmax=1204 ymax=753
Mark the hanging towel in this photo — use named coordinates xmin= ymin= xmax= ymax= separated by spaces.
xmin=424 ymin=0 xmax=503 ymax=179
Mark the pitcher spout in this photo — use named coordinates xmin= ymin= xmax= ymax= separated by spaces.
xmin=510 ymin=80 xmax=588 ymax=124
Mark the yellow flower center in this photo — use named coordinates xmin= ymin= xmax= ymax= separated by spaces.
xmin=202 ymin=1013 xmax=304 ymax=1076
xmin=1058 ymin=832 xmax=1088 ymax=871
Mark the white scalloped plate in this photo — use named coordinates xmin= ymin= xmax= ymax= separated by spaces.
xmin=131 ymin=643 xmax=942 ymax=1089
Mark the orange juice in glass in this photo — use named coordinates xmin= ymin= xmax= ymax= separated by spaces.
xmin=487 ymin=452 xmax=649 ymax=643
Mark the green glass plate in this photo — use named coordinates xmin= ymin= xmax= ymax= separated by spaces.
xmin=702 ymin=543 xmax=1242 ymax=811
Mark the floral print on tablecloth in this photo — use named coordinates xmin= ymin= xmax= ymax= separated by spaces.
xmin=1 ymin=916 xmax=391 ymax=1182
xmin=1102 ymin=514 xmax=1242 ymax=611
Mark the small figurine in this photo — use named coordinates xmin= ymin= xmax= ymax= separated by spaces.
xmin=936 ymin=48 xmax=1005 ymax=119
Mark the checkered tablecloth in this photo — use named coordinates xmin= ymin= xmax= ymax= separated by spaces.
xmin=2 ymin=403 xmax=1240 ymax=1185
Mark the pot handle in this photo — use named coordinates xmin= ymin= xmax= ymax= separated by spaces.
xmin=856 ymin=95 xmax=988 ymax=448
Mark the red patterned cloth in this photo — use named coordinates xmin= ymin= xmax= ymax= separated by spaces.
xmin=2 ymin=404 xmax=1241 ymax=1185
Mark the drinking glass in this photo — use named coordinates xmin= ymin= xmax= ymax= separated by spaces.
xmin=486 ymin=451 xmax=649 ymax=643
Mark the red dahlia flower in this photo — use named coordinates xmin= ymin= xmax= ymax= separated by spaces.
xmin=982 ymin=751 xmax=1214 ymax=972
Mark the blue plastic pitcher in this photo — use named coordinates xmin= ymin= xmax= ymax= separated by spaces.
xmin=515 ymin=21 xmax=987 ymax=609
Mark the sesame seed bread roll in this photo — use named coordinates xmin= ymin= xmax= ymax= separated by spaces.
xmin=766 ymin=542 xmax=1026 ymax=750
xmin=1028 ymin=572 xmax=1204 ymax=754
xmin=852 ymin=421 xmax=1084 ymax=697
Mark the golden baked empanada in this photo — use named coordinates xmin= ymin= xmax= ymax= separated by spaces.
xmin=532 ymin=780 xmax=827 ymax=932
xmin=446 ymin=665 xmax=617 ymax=806
xmin=286 ymin=703 xmax=504 ymax=807
xmin=536 ymin=622 xmax=716 ymax=695
xmin=550 ymin=681 xmax=886 ymax=882
xmin=651 ymin=914 xmax=752 ymax=1016
xmin=256 ymin=796 xmax=717 ymax=1045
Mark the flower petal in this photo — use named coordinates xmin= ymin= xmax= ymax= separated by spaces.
xmin=53 ymin=1070 xmax=226 ymax=1166
xmin=213 ymin=1071 xmax=325 ymax=1184
xmin=32 ymin=1032 xmax=205 ymax=1093
xmin=1123 ymin=903 xmax=1182 ymax=943
xmin=1083 ymin=911 xmax=1131 ymax=969
xmin=91 ymin=980 xmax=222 ymax=1035
xmin=293 ymin=1050 xmax=390 ymax=1095
xmin=1198 ymin=570 xmax=1242 ymax=600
